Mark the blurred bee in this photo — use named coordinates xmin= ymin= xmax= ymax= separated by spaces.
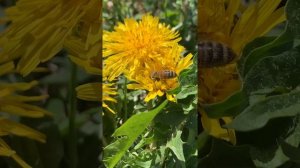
xmin=198 ymin=41 xmax=236 ymax=67
xmin=150 ymin=70 xmax=177 ymax=81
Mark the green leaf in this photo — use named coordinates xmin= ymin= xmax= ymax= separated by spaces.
xmin=203 ymin=90 xmax=249 ymax=118
xmin=154 ymin=103 xmax=186 ymax=126
xmin=103 ymin=100 xmax=168 ymax=168
xmin=134 ymin=160 xmax=153 ymax=168
xmin=243 ymin=46 xmax=300 ymax=94
xmin=250 ymin=144 xmax=288 ymax=168
xmin=166 ymin=130 xmax=185 ymax=167
xmin=286 ymin=0 xmax=300 ymax=38
xmin=206 ymin=42 xmax=300 ymax=120
xmin=241 ymin=36 xmax=277 ymax=60
xmin=280 ymin=117 xmax=300 ymax=163
xmin=176 ymin=85 xmax=197 ymax=99
xmin=226 ymin=89 xmax=300 ymax=131
xmin=166 ymin=85 xmax=182 ymax=95
xmin=239 ymin=29 xmax=294 ymax=78
xmin=238 ymin=36 xmax=277 ymax=77
xmin=280 ymin=140 xmax=300 ymax=163
xmin=246 ymin=117 xmax=300 ymax=167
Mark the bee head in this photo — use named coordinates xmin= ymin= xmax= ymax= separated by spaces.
xmin=150 ymin=71 xmax=160 ymax=81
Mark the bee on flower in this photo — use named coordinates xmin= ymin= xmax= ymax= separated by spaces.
xmin=103 ymin=15 xmax=193 ymax=102
xmin=150 ymin=70 xmax=177 ymax=81
xmin=198 ymin=40 xmax=236 ymax=68
xmin=198 ymin=0 xmax=287 ymax=144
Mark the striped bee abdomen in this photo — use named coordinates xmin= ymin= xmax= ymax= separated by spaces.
xmin=198 ymin=41 xmax=236 ymax=67
xmin=151 ymin=70 xmax=177 ymax=81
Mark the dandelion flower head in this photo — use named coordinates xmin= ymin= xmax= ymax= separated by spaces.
xmin=104 ymin=14 xmax=193 ymax=102
xmin=103 ymin=14 xmax=182 ymax=81
xmin=127 ymin=44 xmax=193 ymax=102
xmin=0 ymin=80 xmax=50 ymax=167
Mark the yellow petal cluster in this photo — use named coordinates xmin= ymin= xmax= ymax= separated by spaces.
xmin=0 ymin=80 xmax=50 ymax=167
xmin=0 ymin=139 xmax=31 ymax=168
xmin=127 ymin=44 xmax=193 ymax=102
xmin=76 ymin=83 xmax=117 ymax=113
xmin=103 ymin=14 xmax=182 ymax=80
xmin=199 ymin=0 xmax=286 ymax=144
xmin=0 ymin=0 xmax=101 ymax=76
xmin=104 ymin=14 xmax=193 ymax=102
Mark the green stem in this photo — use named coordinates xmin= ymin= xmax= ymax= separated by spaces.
xmin=123 ymin=77 xmax=128 ymax=121
xmin=147 ymin=100 xmax=153 ymax=111
xmin=68 ymin=61 xmax=78 ymax=168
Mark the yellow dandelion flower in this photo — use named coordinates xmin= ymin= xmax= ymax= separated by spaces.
xmin=69 ymin=55 xmax=102 ymax=75
xmin=72 ymin=18 xmax=117 ymax=114
xmin=0 ymin=0 xmax=101 ymax=76
xmin=66 ymin=0 xmax=102 ymax=75
xmin=103 ymin=14 xmax=181 ymax=81
xmin=0 ymin=81 xmax=51 ymax=118
xmin=127 ymin=44 xmax=193 ymax=102
xmin=76 ymin=83 xmax=102 ymax=102
xmin=74 ymin=51 xmax=117 ymax=113
xmin=76 ymin=82 xmax=117 ymax=114
xmin=71 ymin=20 xmax=117 ymax=113
xmin=199 ymin=0 xmax=286 ymax=144
xmin=0 ymin=61 xmax=14 ymax=76
xmin=0 ymin=80 xmax=51 ymax=167
xmin=102 ymin=83 xmax=118 ymax=113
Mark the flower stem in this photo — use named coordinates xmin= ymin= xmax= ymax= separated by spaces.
xmin=68 ymin=61 xmax=78 ymax=168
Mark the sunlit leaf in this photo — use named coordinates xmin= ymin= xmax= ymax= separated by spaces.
xmin=176 ymin=85 xmax=197 ymax=99
xmin=226 ymin=89 xmax=300 ymax=131
xmin=166 ymin=130 xmax=185 ymax=165
xmin=103 ymin=100 xmax=168 ymax=168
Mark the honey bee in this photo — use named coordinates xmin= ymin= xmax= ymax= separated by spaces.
xmin=198 ymin=41 xmax=236 ymax=67
xmin=150 ymin=70 xmax=177 ymax=81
